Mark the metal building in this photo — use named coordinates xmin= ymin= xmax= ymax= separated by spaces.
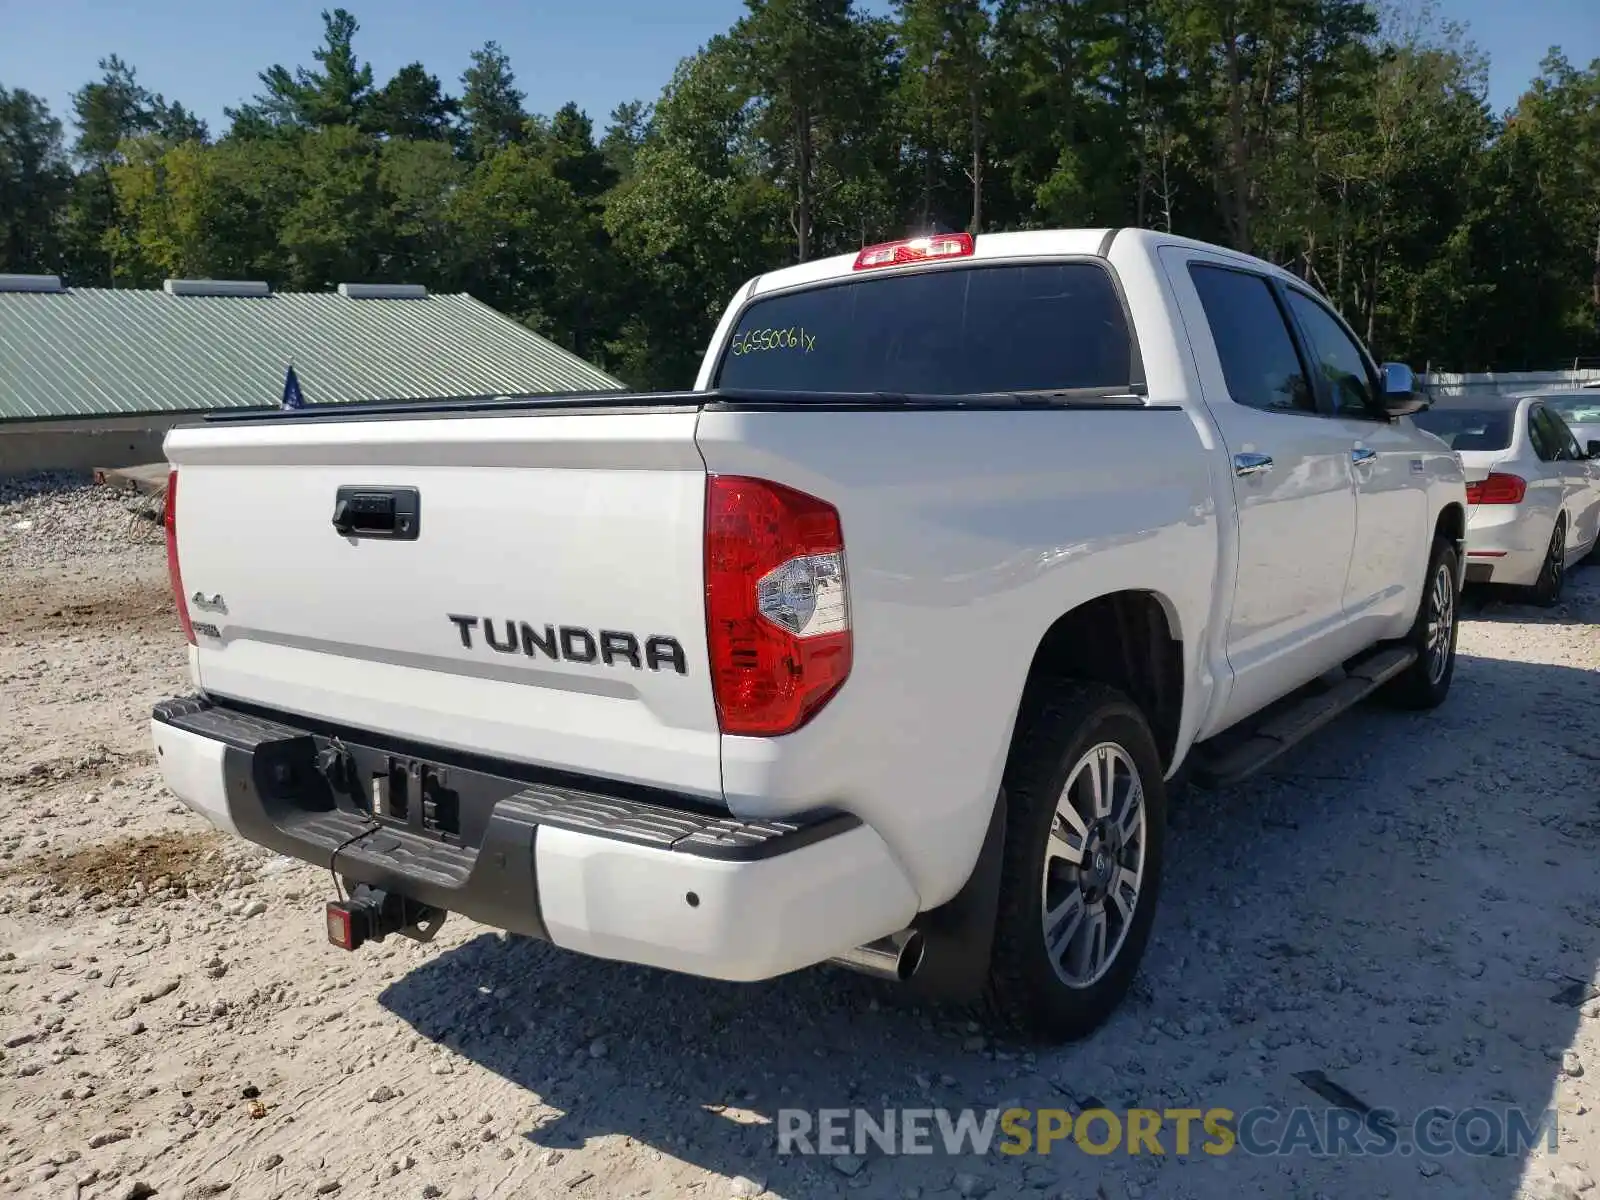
xmin=0 ymin=274 xmax=625 ymax=474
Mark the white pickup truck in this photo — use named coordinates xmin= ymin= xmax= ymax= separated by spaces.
xmin=151 ymin=228 xmax=1467 ymax=1041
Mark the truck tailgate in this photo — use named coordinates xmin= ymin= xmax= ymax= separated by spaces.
xmin=163 ymin=409 xmax=723 ymax=799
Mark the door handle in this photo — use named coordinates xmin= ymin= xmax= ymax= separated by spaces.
xmin=1234 ymin=452 xmax=1273 ymax=477
xmin=1351 ymin=446 xmax=1378 ymax=468
xmin=332 ymin=486 xmax=421 ymax=540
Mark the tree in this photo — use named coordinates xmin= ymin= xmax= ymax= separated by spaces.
xmin=1462 ymin=51 xmax=1600 ymax=366
xmin=106 ymin=136 xmax=298 ymax=283
xmin=459 ymin=41 xmax=527 ymax=158
xmin=0 ymin=85 xmax=72 ymax=272
xmin=732 ymin=0 xmax=895 ymax=261
xmin=6 ymin=1 xmax=1595 ymax=374
xmin=230 ymin=8 xmax=374 ymax=132
xmin=380 ymin=138 xmax=465 ymax=282
xmin=603 ymin=38 xmax=787 ymax=384
xmin=65 ymin=56 xmax=212 ymax=285
xmin=73 ymin=56 xmax=157 ymax=164
xmin=895 ymin=0 xmax=992 ymax=232
xmin=600 ymin=100 xmax=652 ymax=181
xmin=277 ymin=125 xmax=385 ymax=287
xmin=544 ymin=103 xmax=617 ymax=200
xmin=70 ymin=55 xmax=209 ymax=160
xmin=367 ymin=63 xmax=458 ymax=141
xmin=450 ymin=144 xmax=595 ymax=344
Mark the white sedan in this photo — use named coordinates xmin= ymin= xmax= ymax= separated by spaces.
xmin=1412 ymin=394 xmax=1600 ymax=604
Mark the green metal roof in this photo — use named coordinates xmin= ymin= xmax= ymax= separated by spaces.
xmin=0 ymin=285 xmax=625 ymax=422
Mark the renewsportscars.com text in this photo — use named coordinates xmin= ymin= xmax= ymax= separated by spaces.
xmin=776 ymin=1105 xmax=1559 ymax=1159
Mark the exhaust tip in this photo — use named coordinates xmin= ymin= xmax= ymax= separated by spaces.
xmin=896 ymin=929 xmax=926 ymax=981
xmin=830 ymin=928 xmax=925 ymax=983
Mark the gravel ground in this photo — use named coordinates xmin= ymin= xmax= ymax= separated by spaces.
xmin=4 ymin=474 xmax=1600 ymax=1200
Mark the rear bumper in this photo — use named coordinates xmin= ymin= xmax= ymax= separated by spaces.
xmin=150 ymin=696 xmax=918 ymax=981
xmin=1464 ymin=506 xmax=1547 ymax=587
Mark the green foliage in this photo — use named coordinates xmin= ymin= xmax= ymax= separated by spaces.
xmin=602 ymin=39 xmax=789 ymax=386
xmin=72 ymin=54 xmax=210 ymax=165
xmin=0 ymin=86 xmax=72 ymax=272
xmin=896 ymin=0 xmax=991 ymax=230
xmin=366 ymin=64 xmax=458 ymax=141
xmin=458 ymin=41 xmax=527 ymax=159
xmin=233 ymin=8 xmax=375 ymax=132
xmin=1 ymin=2 xmax=1597 ymax=385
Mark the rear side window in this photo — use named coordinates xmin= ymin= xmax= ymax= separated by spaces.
xmin=1532 ymin=406 xmax=1577 ymax=461
xmin=1528 ymin=407 xmax=1560 ymax=461
xmin=1188 ymin=265 xmax=1314 ymax=413
xmin=1412 ymin=407 xmax=1513 ymax=451
xmin=714 ymin=262 xmax=1133 ymax=394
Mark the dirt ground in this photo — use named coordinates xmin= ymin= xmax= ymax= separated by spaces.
xmin=4 ymin=477 xmax=1600 ymax=1200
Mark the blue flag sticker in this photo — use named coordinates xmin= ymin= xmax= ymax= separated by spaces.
xmin=282 ymin=363 xmax=305 ymax=409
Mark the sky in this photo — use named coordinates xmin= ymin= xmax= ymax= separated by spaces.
xmin=0 ymin=0 xmax=1595 ymax=143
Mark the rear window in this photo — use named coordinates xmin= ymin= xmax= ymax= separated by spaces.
xmin=714 ymin=262 xmax=1134 ymax=395
xmin=1412 ymin=407 xmax=1513 ymax=451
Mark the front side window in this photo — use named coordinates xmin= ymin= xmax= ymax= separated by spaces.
xmin=1188 ymin=264 xmax=1314 ymax=413
xmin=1284 ymin=289 xmax=1377 ymax=418
xmin=714 ymin=262 xmax=1134 ymax=395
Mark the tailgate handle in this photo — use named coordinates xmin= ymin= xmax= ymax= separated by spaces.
xmin=332 ymin=486 xmax=420 ymax=541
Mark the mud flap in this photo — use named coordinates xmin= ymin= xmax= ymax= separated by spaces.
xmin=906 ymin=790 xmax=1006 ymax=1003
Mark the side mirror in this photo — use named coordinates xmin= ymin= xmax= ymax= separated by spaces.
xmin=1588 ymin=440 xmax=1600 ymax=460
xmin=1378 ymin=362 xmax=1427 ymax=416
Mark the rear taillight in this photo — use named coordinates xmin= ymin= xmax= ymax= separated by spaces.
xmin=164 ymin=469 xmax=195 ymax=644
xmin=704 ymin=476 xmax=851 ymax=736
xmin=1465 ymin=472 xmax=1526 ymax=505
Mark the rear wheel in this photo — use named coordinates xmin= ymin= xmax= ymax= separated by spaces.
xmin=1382 ymin=536 xmax=1459 ymax=710
xmin=1530 ymin=517 xmax=1567 ymax=607
xmin=987 ymin=683 xmax=1165 ymax=1042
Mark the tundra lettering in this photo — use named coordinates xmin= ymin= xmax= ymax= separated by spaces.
xmin=446 ymin=614 xmax=687 ymax=674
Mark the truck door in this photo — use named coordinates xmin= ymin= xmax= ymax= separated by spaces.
xmin=1160 ymin=248 xmax=1363 ymax=735
xmin=1278 ymin=283 xmax=1428 ymax=643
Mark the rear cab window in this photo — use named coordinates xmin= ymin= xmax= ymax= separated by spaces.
xmin=714 ymin=261 xmax=1135 ymax=395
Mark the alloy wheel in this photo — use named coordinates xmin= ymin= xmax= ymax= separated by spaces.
xmin=1425 ymin=561 xmax=1455 ymax=685
xmin=1547 ymin=523 xmax=1566 ymax=595
xmin=1040 ymin=743 xmax=1147 ymax=989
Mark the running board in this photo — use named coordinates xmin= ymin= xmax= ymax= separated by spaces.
xmin=1187 ymin=645 xmax=1417 ymax=788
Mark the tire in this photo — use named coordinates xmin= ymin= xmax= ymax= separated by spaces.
xmin=987 ymin=682 xmax=1166 ymax=1042
xmin=1529 ymin=517 xmax=1567 ymax=607
xmin=1382 ymin=535 xmax=1460 ymax=710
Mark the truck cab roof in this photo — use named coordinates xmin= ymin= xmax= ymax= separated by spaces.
xmin=742 ymin=227 xmax=1303 ymax=299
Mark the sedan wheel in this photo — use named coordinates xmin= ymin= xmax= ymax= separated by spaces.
xmin=1532 ymin=519 xmax=1566 ymax=607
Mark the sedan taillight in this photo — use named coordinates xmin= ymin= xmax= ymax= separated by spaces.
xmin=1465 ymin=472 xmax=1526 ymax=505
